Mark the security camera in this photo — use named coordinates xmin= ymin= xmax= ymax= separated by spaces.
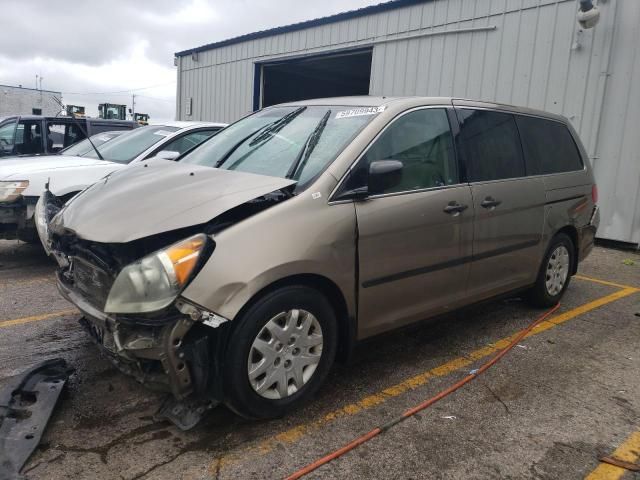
xmin=577 ymin=1 xmax=600 ymax=29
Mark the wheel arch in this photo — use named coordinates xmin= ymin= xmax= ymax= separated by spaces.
xmin=230 ymin=274 xmax=355 ymax=363
xmin=553 ymin=225 xmax=579 ymax=275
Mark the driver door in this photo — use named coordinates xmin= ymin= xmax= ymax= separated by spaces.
xmin=352 ymin=107 xmax=474 ymax=338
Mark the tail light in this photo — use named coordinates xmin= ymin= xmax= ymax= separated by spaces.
xmin=591 ymin=184 xmax=598 ymax=204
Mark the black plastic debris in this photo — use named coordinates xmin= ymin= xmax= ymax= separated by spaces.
xmin=0 ymin=359 xmax=70 ymax=480
xmin=154 ymin=395 xmax=218 ymax=431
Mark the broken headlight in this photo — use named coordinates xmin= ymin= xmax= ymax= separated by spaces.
xmin=0 ymin=180 xmax=29 ymax=203
xmin=105 ymin=233 xmax=208 ymax=314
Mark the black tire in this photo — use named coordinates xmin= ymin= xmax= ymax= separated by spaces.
xmin=222 ymin=285 xmax=337 ymax=419
xmin=526 ymin=233 xmax=575 ymax=308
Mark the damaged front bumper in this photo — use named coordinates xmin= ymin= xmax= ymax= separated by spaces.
xmin=57 ymin=277 xmax=227 ymax=402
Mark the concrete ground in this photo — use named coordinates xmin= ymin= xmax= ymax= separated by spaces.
xmin=0 ymin=240 xmax=639 ymax=480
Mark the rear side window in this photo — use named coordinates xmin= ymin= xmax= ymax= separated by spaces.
xmin=456 ymin=109 xmax=525 ymax=182
xmin=515 ymin=116 xmax=583 ymax=175
xmin=46 ymin=122 xmax=86 ymax=152
xmin=14 ymin=121 xmax=43 ymax=155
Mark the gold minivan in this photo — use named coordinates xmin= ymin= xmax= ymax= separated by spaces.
xmin=42 ymin=97 xmax=599 ymax=425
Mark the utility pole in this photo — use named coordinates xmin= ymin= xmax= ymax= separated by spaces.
xmin=131 ymin=94 xmax=136 ymax=119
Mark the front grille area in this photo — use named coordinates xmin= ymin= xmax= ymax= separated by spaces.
xmin=71 ymin=256 xmax=115 ymax=310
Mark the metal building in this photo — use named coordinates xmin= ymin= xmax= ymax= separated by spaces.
xmin=175 ymin=0 xmax=640 ymax=246
xmin=0 ymin=84 xmax=62 ymax=117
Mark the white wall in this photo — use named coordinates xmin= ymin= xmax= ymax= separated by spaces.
xmin=0 ymin=86 xmax=61 ymax=117
xmin=177 ymin=0 xmax=640 ymax=245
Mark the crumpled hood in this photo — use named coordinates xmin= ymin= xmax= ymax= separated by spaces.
xmin=0 ymin=155 xmax=115 ymax=179
xmin=52 ymin=159 xmax=296 ymax=243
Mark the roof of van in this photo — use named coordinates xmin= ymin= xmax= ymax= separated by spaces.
xmin=278 ymin=96 xmax=569 ymax=123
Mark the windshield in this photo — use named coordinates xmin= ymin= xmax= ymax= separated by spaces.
xmin=181 ymin=105 xmax=378 ymax=187
xmin=60 ymin=131 xmax=124 ymax=156
xmin=84 ymin=125 xmax=179 ymax=163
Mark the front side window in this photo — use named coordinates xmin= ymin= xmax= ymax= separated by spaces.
xmin=456 ymin=109 xmax=525 ymax=182
xmin=84 ymin=125 xmax=179 ymax=163
xmin=0 ymin=120 xmax=17 ymax=154
xmin=355 ymin=108 xmax=457 ymax=194
xmin=182 ymin=105 xmax=377 ymax=188
xmin=515 ymin=115 xmax=583 ymax=175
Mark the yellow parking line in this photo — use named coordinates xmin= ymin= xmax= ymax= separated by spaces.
xmin=212 ymin=286 xmax=639 ymax=473
xmin=0 ymin=274 xmax=628 ymax=329
xmin=575 ymin=274 xmax=638 ymax=291
xmin=585 ymin=430 xmax=640 ymax=480
xmin=0 ymin=309 xmax=77 ymax=328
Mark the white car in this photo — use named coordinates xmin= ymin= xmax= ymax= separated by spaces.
xmin=0 ymin=121 xmax=226 ymax=242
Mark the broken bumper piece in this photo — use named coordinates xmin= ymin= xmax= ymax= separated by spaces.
xmin=57 ymin=276 xmax=226 ymax=415
xmin=0 ymin=359 xmax=71 ymax=480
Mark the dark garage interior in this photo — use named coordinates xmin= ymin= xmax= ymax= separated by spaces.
xmin=259 ymin=49 xmax=372 ymax=108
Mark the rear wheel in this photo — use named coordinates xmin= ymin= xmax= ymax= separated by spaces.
xmin=223 ymin=286 xmax=337 ymax=419
xmin=527 ymin=233 xmax=575 ymax=307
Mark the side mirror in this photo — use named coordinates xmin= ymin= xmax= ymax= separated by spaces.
xmin=368 ymin=160 xmax=403 ymax=195
xmin=154 ymin=150 xmax=180 ymax=161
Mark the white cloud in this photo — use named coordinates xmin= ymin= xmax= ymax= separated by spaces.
xmin=143 ymin=0 xmax=220 ymax=25
xmin=0 ymin=0 xmax=380 ymax=121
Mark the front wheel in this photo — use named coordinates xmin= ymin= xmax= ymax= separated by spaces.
xmin=527 ymin=233 xmax=575 ymax=307
xmin=223 ymin=286 xmax=337 ymax=419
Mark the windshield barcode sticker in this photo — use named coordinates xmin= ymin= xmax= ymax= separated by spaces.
xmin=335 ymin=106 xmax=386 ymax=119
xmin=153 ymin=130 xmax=173 ymax=136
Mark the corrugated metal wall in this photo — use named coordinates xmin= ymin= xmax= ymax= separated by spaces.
xmin=176 ymin=0 xmax=640 ymax=245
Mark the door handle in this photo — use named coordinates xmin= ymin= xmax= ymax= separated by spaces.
xmin=481 ymin=197 xmax=502 ymax=209
xmin=443 ymin=201 xmax=468 ymax=215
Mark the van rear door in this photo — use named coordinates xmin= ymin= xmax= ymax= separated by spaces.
xmin=455 ymin=107 xmax=545 ymax=301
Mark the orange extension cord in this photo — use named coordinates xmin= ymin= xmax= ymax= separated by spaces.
xmin=285 ymin=303 xmax=561 ymax=480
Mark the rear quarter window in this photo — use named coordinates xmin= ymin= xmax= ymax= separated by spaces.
xmin=515 ymin=115 xmax=584 ymax=175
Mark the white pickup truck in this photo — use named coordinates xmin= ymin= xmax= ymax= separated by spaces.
xmin=0 ymin=121 xmax=225 ymax=242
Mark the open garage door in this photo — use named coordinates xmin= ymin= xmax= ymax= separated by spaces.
xmin=258 ymin=48 xmax=372 ymax=108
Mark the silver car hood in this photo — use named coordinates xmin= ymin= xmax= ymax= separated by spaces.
xmin=52 ymin=159 xmax=296 ymax=243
